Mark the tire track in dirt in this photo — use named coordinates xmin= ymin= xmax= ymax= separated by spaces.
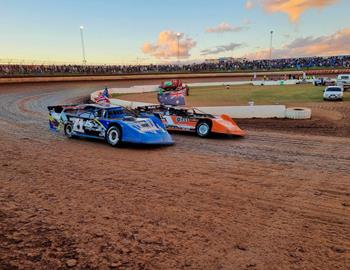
xmin=2 ymin=85 xmax=349 ymax=174
xmin=1 ymin=82 xmax=350 ymax=269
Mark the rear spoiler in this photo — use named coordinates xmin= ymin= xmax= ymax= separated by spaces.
xmin=47 ymin=104 xmax=79 ymax=113
xmin=135 ymin=104 xmax=171 ymax=112
xmin=48 ymin=105 xmax=77 ymax=131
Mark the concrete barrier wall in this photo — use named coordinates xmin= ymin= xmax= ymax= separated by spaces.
xmin=110 ymin=99 xmax=155 ymax=108
xmin=253 ymin=80 xmax=299 ymax=86
xmin=105 ymin=98 xmax=287 ymax=119
xmin=104 ymin=78 xmax=304 ymax=95
xmin=106 ymin=85 xmax=158 ymax=94
xmin=91 ymin=80 xmax=311 ymax=119
xmin=252 ymin=79 xmax=314 ymax=86
xmin=198 ymin=105 xmax=287 ymax=118
xmin=188 ymin=81 xmax=252 ymax=87
xmin=0 ymin=71 xmax=305 ymax=84
xmin=188 ymin=79 xmax=307 ymax=87
xmin=1 ymin=68 xmax=348 ymax=84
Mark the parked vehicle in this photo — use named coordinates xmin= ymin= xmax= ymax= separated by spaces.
xmin=313 ymin=77 xmax=336 ymax=86
xmin=135 ymin=105 xmax=245 ymax=138
xmin=323 ymin=86 xmax=343 ymax=101
xmin=48 ymin=104 xmax=173 ymax=146
xmin=336 ymin=74 xmax=350 ymax=90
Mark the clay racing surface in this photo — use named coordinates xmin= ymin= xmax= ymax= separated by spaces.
xmin=0 ymin=80 xmax=350 ymax=270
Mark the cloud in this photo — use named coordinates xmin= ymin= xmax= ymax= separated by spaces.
xmin=243 ymin=49 xmax=271 ymax=60
xmin=201 ymin=43 xmax=244 ymax=56
xmin=243 ymin=19 xmax=252 ymax=25
xmin=245 ymin=0 xmax=254 ymax=9
xmin=244 ymin=27 xmax=350 ymax=59
xmin=206 ymin=22 xmax=249 ymax=33
xmin=142 ymin=30 xmax=196 ymax=59
xmin=246 ymin=0 xmax=339 ymax=22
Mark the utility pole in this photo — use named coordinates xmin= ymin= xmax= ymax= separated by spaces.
xmin=176 ymin=32 xmax=181 ymax=63
xmin=80 ymin=26 xmax=87 ymax=65
xmin=269 ymin=30 xmax=274 ymax=60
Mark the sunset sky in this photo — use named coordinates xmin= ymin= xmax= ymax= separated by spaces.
xmin=0 ymin=0 xmax=349 ymax=64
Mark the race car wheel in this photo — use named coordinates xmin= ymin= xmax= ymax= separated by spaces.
xmin=196 ymin=121 xmax=211 ymax=138
xmin=64 ymin=123 xmax=74 ymax=138
xmin=106 ymin=126 xmax=122 ymax=147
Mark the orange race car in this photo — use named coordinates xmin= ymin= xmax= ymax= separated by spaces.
xmin=136 ymin=105 xmax=245 ymax=138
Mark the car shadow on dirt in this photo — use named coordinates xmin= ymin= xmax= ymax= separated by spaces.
xmin=61 ymin=131 xmax=244 ymax=151
xmin=67 ymin=136 xmax=173 ymax=150
xmin=169 ymin=130 xmax=245 ymax=140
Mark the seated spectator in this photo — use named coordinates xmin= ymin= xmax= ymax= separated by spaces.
xmin=1 ymin=55 xmax=349 ymax=77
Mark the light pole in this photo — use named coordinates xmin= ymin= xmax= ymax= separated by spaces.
xmin=269 ymin=30 xmax=274 ymax=60
xmin=176 ymin=32 xmax=181 ymax=63
xmin=80 ymin=26 xmax=87 ymax=65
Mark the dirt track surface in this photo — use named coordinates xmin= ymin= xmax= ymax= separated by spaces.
xmin=0 ymin=80 xmax=350 ymax=270
xmin=119 ymin=91 xmax=350 ymax=138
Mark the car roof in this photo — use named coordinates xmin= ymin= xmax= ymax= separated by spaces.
xmin=326 ymin=86 xmax=342 ymax=89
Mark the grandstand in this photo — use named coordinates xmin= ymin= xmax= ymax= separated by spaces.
xmin=1 ymin=55 xmax=349 ymax=77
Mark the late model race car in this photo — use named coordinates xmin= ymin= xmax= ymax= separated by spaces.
xmin=136 ymin=105 xmax=245 ymax=138
xmin=48 ymin=104 xmax=173 ymax=146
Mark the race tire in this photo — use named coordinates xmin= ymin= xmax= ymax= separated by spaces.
xmin=285 ymin=108 xmax=312 ymax=120
xmin=106 ymin=126 xmax=122 ymax=147
xmin=64 ymin=123 xmax=75 ymax=138
xmin=196 ymin=121 xmax=211 ymax=138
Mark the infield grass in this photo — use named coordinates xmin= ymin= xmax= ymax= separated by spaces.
xmin=115 ymin=84 xmax=350 ymax=106
xmin=188 ymin=84 xmax=350 ymax=106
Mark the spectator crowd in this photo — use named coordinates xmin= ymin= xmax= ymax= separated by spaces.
xmin=1 ymin=55 xmax=350 ymax=77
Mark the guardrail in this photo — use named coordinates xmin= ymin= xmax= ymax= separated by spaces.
xmin=0 ymin=70 xmax=326 ymax=84
xmin=0 ymin=71 xmax=304 ymax=84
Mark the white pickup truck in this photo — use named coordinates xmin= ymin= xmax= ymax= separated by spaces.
xmin=336 ymin=74 xmax=350 ymax=90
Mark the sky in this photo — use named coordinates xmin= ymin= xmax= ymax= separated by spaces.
xmin=0 ymin=0 xmax=349 ymax=64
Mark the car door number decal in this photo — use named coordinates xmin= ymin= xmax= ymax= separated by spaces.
xmin=73 ymin=118 xmax=85 ymax=133
xmin=175 ymin=117 xmax=189 ymax=122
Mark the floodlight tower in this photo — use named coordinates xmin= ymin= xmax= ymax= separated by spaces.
xmin=176 ymin=32 xmax=181 ymax=63
xmin=269 ymin=30 xmax=274 ymax=60
xmin=80 ymin=26 xmax=87 ymax=65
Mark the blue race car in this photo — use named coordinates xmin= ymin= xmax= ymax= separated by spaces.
xmin=48 ymin=104 xmax=173 ymax=146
